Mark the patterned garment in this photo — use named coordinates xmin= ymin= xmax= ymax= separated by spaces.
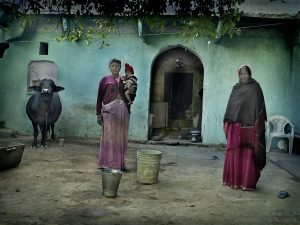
xmin=123 ymin=75 xmax=137 ymax=93
xmin=123 ymin=74 xmax=137 ymax=89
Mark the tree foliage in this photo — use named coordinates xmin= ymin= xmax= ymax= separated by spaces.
xmin=0 ymin=0 xmax=245 ymax=44
xmin=0 ymin=0 xmax=244 ymax=17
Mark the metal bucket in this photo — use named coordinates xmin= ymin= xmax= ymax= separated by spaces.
xmin=101 ymin=168 xmax=122 ymax=198
xmin=137 ymin=149 xmax=162 ymax=184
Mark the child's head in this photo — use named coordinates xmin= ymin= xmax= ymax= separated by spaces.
xmin=125 ymin=63 xmax=134 ymax=75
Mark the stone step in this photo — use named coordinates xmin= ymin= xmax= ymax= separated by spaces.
xmin=0 ymin=128 xmax=20 ymax=138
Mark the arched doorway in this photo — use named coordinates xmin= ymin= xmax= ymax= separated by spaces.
xmin=149 ymin=45 xmax=204 ymax=141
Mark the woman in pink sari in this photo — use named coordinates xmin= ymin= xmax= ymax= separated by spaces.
xmin=223 ymin=65 xmax=267 ymax=190
xmin=96 ymin=58 xmax=130 ymax=171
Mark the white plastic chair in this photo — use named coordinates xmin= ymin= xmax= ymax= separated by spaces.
xmin=266 ymin=115 xmax=295 ymax=154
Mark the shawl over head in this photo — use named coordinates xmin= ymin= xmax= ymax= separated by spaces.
xmin=223 ymin=78 xmax=266 ymax=126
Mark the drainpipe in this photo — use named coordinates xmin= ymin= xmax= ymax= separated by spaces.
xmin=138 ymin=18 xmax=143 ymax=36
xmin=138 ymin=18 xmax=146 ymax=42
xmin=62 ymin=17 xmax=69 ymax=32
xmin=214 ymin=19 xmax=222 ymax=43
xmin=207 ymin=19 xmax=222 ymax=46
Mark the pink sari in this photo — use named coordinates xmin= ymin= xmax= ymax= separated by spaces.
xmin=97 ymin=99 xmax=129 ymax=170
xmin=223 ymin=123 xmax=260 ymax=190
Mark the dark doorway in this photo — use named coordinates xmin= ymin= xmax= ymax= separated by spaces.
xmin=164 ymin=72 xmax=193 ymax=120
xmin=149 ymin=45 xmax=204 ymax=141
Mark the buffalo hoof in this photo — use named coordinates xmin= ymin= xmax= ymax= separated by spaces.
xmin=31 ymin=143 xmax=38 ymax=149
xmin=41 ymin=145 xmax=48 ymax=148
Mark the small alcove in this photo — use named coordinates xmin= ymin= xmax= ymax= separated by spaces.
xmin=39 ymin=42 xmax=48 ymax=55
xmin=27 ymin=60 xmax=57 ymax=92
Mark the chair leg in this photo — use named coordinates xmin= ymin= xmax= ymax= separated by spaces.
xmin=266 ymin=136 xmax=272 ymax=153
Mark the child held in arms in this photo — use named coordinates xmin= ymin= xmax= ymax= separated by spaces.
xmin=122 ymin=63 xmax=137 ymax=105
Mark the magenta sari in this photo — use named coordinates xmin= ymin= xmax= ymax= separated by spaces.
xmin=96 ymin=75 xmax=130 ymax=170
xmin=223 ymin=123 xmax=260 ymax=190
xmin=97 ymin=99 xmax=129 ymax=170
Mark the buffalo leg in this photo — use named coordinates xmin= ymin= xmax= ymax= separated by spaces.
xmin=51 ymin=123 xmax=55 ymax=141
xmin=32 ymin=122 xmax=38 ymax=148
xmin=40 ymin=125 xmax=47 ymax=147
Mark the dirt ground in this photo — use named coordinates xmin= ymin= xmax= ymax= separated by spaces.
xmin=0 ymin=137 xmax=300 ymax=225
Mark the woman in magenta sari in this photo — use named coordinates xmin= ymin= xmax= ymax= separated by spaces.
xmin=223 ymin=65 xmax=267 ymax=190
xmin=96 ymin=58 xmax=130 ymax=171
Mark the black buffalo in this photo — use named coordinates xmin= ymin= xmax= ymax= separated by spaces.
xmin=26 ymin=79 xmax=64 ymax=148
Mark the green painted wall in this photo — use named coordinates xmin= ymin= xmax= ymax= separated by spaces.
xmin=0 ymin=17 xmax=299 ymax=144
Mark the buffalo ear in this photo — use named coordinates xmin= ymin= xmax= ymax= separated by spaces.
xmin=29 ymin=85 xmax=41 ymax=92
xmin=55 ymin=86 xmax=65 ymax=92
